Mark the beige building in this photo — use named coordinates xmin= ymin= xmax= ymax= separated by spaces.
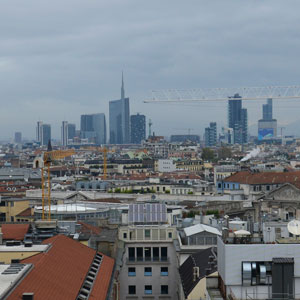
xmin=0 ymin=198 xmax=30 ymax=222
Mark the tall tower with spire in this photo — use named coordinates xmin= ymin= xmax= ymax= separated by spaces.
xmin=109 ymin=72 xmax=130 ymax=144
xmin=121 ymin=71 xmax=125 ymax=100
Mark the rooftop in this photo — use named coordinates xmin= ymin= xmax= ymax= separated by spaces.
xmin=6 ymin=235 xmax=114 ymax=300
xmin=224 ymin=170 xmax=300 ymax=188
xmin=0 ymin=264 xmax=32 ymax=299
xmin=0 ymin=244 xmax=49 ymax=252
xmin=184 ymin=224 xmax=221 ymax=237
xmin=1 ymin=224 xmax=30 ymax=240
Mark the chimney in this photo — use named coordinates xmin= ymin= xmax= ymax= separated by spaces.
xmin=22 ymin=293 xmax=34 ymax=300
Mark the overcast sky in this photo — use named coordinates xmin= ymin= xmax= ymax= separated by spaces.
xmin=1 ymin=0 xmax=300 ymax=140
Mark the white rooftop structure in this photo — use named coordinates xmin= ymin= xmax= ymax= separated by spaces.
xmin=183 ymin=223 xmax=221 ymax=237
xmin=0 ymin=264 xmax=32 ymax=298
xmin=35 ymin=204 xmax=97 ymax=213
xmin=0 ymin=244 xmax=49 ymax=252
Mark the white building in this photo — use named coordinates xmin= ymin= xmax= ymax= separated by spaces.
xmin=157 ymin=159 xmax=176 ymax=173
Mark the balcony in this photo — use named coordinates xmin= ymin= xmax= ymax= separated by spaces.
xmin=126 ymin=256 xmax=169 ymax=264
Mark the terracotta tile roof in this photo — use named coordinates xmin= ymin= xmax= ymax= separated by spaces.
xmin=89 ymin=255 xmax=114 ymax=299
xmin=16 ymin=207 xmax=33 ymax=217
xmin=78 ymin=221 xmax=102 ymax=235
xmin=1 ymin=224 xmax=30 ymax=240
xmin=224 ymin=170 xmax=300 ymax=187
xmin=7 ymin=235 xmax=114 ymax=300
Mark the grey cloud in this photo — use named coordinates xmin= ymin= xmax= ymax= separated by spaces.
xmin=0 ymin=0 xmax=300 ymax=139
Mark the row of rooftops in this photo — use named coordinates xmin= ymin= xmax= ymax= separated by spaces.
xmin=0 ymin=235 xmax=114 ymax=300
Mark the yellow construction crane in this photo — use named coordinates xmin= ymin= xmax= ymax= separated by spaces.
xmin=41 ymin=149 xmax=75 ymax=220
xmin=82 ymin=146 xmax=115 ymax=179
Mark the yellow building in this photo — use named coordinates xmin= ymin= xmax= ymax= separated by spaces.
xmin=0 ymin=243 xmax=49 ymax=264
xmin=0 ymin=198 xmax=30 ymax=222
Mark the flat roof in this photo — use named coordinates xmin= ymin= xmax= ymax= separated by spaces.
xmin=35 ymin=204 xmax=97 ymax=213
xmin=0 ymin=264 xmax=32 ymax=298
xmin=0 ymin=244 xmax=49 ymax=252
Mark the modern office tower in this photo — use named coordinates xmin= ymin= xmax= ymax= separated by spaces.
xmin=228 ymin=93 xmax=248 ymax=144
xmin=93 ymin=113 xmax=106 ymax=145
xmin=61 ymin=121 xmax=68 ymax=146
xmin=80 ymin=113 xmax=106 ymax=145
xmin=109 ymin=73 xmax=130 ymax=144
xmin=130 ymin=113 xmax=146 ymax=144
xmin=258 ymin=98 xmax=277 ymax=140
xmin=14 ymin=132 xmax=22 ymax=143
xmin=67 ymin=123 xmax=76 ymax=140
xmin=36 ymin=121 xmax=43 ymax=143
xmin=42 ymin=124 xmax=51 ymax=146
xmin=204 ymin=122 xmax=217 ymax=147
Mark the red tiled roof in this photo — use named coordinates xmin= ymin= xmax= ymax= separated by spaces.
xmin=7 ymin=235 xmax=114 ymax=300
xmin=78 ymin=221 xmax=102 ymax=235
xmin=224 ymin=170 xmax=300 ymax=187
xmin=1 ymin=224 xmax=30 ymax=240
xmin=16 ymin=207 xmax=33 ymax=217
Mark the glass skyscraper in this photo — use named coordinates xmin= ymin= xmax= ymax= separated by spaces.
xmin=228 ymin=94 xmax=248 ymax=144
xmin=131 ymin=113 xmax=146 ymax=144
xmin=80 ymin=113 xmax=106 ymax=145
xmin=109 ymin=73 xmax=130 ymax=144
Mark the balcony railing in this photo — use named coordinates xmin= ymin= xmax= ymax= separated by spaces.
xmin=126 ymin=256 xmax=169 ymax=264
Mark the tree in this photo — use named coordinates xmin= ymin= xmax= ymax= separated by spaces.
xmin=201 ymin=148 xmax=215 ymax=161
xmin=218 ymin=146 xmax=232 ymax=160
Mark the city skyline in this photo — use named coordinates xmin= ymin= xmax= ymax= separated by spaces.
xmin=2 ymin=1 xmax=300 ymax=140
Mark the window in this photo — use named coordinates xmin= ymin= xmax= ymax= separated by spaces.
xmin=161 ymin=247 xmax=168 ymax=261
xmin=10 ymin=202 xmax=14 ymax=207
xmin=144 ymin=247 xmax=151 ymax=261
xmin=145 ymin=285 xmax=152 ymax=294
xmin=218 ymin=183 xmax=221 ymax=188
xmin=128 ymin=267 xmax=136 ymax=276
xmin=266 ymin=185 xmax=270 ymax=191
xmin=129 ymin=247 xmax=135 ymax=261
xmin=153 ymin=247 xmax=159 ymax=261
xmin=144 ymin=267 xmax=152 ymax=276
xmin=123 ymin=232 xmax=127 ymax=239
xmin=161 ymin=267 xmax=168 ymax=276
xmin=145 ymin=229 xmax=151 ymax=238
xmin=128 ymin=285 xmax=136 ymax=294
xmin=168 ymin=232 xmax=172 ymax=239
xmin=161 ymin=285 xmax=168 ymax=294
xmin=137 ymin=247 xmax=143 ymax=261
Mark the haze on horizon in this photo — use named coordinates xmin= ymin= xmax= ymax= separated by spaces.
xmin=1 ymin=0 xmax=300 ymax=140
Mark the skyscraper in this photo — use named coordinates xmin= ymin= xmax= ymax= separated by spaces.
xmin=109 ymin=73 xmax=130 ymax=144
xmin=42 ymin=124 xmax=51 ymax=146
xmin=228 ymin=94 xmax=248 ymax=144
xmin=67 ymin=123 xmax=76 ymax=141
xmin=14 ymin=132 xmax=22 ymax=143
xmin=80 ymin=113 xmax=106 ymax=145
xmin=258 ymin=98 xmax=277 ymax=140
xmin=204 ymin=122 xmax=217 ymax=147
xmin=61 ymin=121 xmax=68 ymax=146
xmin=36 ymin=121 xmax=43 ymax=143
xmin=131 ymin=113 xmax=146 ymax=144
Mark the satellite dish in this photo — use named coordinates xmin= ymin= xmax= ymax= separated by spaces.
xmin=287 ymin=220 xmax=300 ymax=236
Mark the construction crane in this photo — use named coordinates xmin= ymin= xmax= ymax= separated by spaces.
xmin=82 ymin=146 xmax=115 ymax=179
xmin=144 ymin=85 xmax=300 ymax=103
xmin=41 ymin=148 xmax=75 ymax=220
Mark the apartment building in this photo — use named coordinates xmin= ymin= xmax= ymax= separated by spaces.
xmin=118 ymin=203 xmax=180 ymax=300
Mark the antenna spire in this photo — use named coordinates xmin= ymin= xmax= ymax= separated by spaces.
xmin=121 ymin=71 xmax=125 ymax=99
